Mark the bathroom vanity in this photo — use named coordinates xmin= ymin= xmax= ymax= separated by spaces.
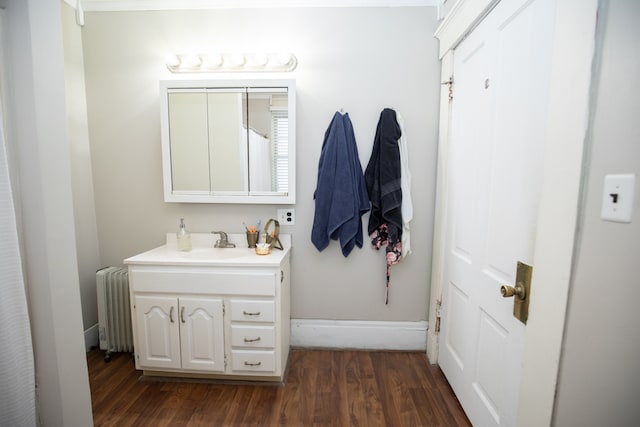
xmin=124 ymin=233 xmax=290 ymax=382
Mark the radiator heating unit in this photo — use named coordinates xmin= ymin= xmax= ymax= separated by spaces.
xmin=97 ymin=266 xmax=133 ymax=362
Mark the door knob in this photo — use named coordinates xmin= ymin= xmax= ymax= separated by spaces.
xmin=501 ymin=282 xmax=526 ymax=299
xmin=500 ymin=261 xmax=533 ymax=324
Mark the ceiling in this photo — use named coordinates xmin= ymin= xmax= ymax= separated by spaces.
xmin=70 ymin=0 xmax=440 ymax=12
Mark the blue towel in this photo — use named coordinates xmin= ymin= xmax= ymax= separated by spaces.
xmin=312 ymin=112 xmax=370 ymax=256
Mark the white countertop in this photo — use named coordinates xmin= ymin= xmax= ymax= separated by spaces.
xmin=124 ymin=233 xmax=291 ymax=267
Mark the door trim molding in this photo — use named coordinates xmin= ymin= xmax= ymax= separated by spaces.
xmin=290 ymin=319 xmax=428 ymax=350
xmin=433 ymin=0 xmax=500 ymax=58
xmin=426 ymin=50 xmax=453 ymax=364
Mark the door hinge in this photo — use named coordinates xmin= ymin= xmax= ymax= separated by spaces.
xmin=434 ymin=298 xmax=442 ymax=333
xmin=441 ymin=77 xmax=453 ymax=103
xmin=222 ymin=301 xmax=226 ymax=316
xmin=224 ymin=354 xmax=228 ymax=368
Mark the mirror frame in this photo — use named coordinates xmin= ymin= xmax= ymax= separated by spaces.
xmin=159 ymin=78 xmax=296 ymax=204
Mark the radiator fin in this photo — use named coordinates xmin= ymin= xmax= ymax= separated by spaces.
xmin=97 ymin=267 xmax=133 ymax=354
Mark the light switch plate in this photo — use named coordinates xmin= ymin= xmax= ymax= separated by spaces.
xmin=601 ymin=174 xmax=636 ymax=223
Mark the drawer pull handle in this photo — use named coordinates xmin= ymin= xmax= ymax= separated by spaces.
xmin=244 ymin=336 xmax=261 ymax=343
xmin=169 ymin=306 xmax=174 ymax=323
xmin=244 ymin=361 xmax=262 ymax=367
xmin=243 ymin=310 xmax=261 ymax=316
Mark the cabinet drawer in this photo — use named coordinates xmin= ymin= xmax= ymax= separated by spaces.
xmin=231 ymin=350 xmax=275 ymax=372
xmin=230 ymin=300 xmax=275 ymax=323
xmin=129 ymin=268 xmax=276 ymax=296
xmin=231 ymin=325 xmax=275 ymax=348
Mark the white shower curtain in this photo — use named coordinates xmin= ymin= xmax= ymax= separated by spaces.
xmin=0 ymin=12 xmax=37 ymax=427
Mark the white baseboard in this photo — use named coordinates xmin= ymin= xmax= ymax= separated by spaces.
xmin=290 ymin=319 xmax=428 ymax=351
xmin=84 ymin=323 xmax=99 ymax=352
xmin=85 ymin=319 xmax=428 ymax=352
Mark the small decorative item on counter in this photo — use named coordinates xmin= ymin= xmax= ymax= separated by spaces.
xmin=244 ymin=219 xmax=261 ymax=248
xmin=264 ymin=218 xmax=284 ymax=250
xmin=255 ymin=242 xmax=271 ymax=255
xmin=255 ymin=232 xmax=271 ymax=255
xmin=246 ymin=230 xmax=259 ymax=248
xmin=176 ymin=218 xmax=192 ymax=252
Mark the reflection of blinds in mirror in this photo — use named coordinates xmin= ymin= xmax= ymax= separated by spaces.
xmin=271 ymin=110 xmax=289 ymax=193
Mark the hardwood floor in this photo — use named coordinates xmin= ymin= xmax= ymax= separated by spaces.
xmin=88 ymin=349 xmax=470 ymax=426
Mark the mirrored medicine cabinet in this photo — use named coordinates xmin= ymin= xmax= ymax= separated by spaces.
xmin=160 ymin=79 xmax=296 ymax=204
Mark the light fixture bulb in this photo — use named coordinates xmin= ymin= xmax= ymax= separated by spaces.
xmin=227 ymin=53 xmax=246 ymax=67
xmin=274 ymin=53 xmax=293 ymax=67
xmin=165 ymin=54 xmax=180 ymax=68
xmin=179 ymin=54 xmax=202 ymax=68
xmin=201 ymin=54 xmax=223 ymax=69
xmin=248 ymin=53 xmax=268 ymax=67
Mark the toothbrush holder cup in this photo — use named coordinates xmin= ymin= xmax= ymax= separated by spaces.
xmin=246 ymin=231 xmax=259 ymax=248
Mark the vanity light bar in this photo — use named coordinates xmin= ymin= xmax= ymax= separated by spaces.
xmin=166 ymin=53 xmax=298 ymax=73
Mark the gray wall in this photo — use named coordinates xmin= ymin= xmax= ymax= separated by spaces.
xmin=554 ymin=0 xmax=640 ymax=425
xmin=81 ymin=7 xmax=441 ymax=322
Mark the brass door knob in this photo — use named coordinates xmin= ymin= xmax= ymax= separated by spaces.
xmin=504 ymin=261 xmax=533 ymax=324
xmin=500 ymin=282 xmax=526 ymax=300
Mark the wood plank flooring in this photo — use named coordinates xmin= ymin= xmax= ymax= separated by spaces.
xmin=88 ymin=349 xmax=470 ymax=426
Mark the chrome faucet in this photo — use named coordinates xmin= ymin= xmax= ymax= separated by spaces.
xmin=212 ymin=231 xmax=236 ymax=248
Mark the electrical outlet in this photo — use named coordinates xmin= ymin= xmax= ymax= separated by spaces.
xmin=277 ymin=208 xmax=295 ymax=225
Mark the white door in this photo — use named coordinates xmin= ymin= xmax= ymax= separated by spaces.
xmin=179 ymin=296 xmax=225 ymax=372
xmin=135 ymin=295 xmax=181 ymax=369
xmin=438 ymin=0 xmax=556 ymax=426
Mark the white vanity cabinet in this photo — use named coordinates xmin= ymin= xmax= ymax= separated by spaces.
xmin=134 ymin=295 xmax=225 ymax=372
xmin=124 ymin=237 xmax=290 ymax=382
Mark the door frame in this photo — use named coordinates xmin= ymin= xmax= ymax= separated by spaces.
xmin=428 ymin=0 xmax=599 ymax=425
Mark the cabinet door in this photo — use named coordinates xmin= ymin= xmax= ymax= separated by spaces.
xmin=179 ymin=297 xmax=225 ymax=372
xmin=135 ymin=295 xmax=180 ymax=369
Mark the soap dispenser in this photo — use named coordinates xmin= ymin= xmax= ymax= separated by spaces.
xmin=177 ymin=218 xmax=192 ymax=251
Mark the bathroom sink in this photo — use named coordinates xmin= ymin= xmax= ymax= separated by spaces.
xmin=177 ymin=247 xmax=251 ymax=261
xmin=123 ymin=233 xmax=290 ymax=267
